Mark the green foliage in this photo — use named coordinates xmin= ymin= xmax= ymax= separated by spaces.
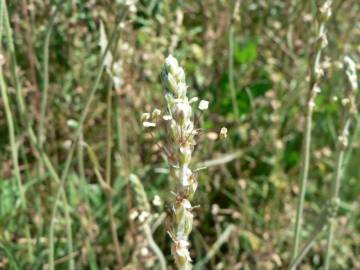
xmin=234 ymin=40 xmax=257 ymax=65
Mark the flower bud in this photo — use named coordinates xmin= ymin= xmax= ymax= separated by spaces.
xmin=141 ymin=112 xmax=150 ymax=122
xmin=175 ymin=199 xmax=192 ymax=223
xmin=319 ymin=0 xmax=332 ymax=21
xmin=172 ymin=239 xmax=192 ymax=269
xmin=166 ymin=73 xmax=178 ymax=94
xmin=165 ymin=54 xmax=179 ymax=75
xmin=176 ymin=82 xmax=187 ymax=98
xmin=187 ymin=177 xmax=198 ymax=200
xmin=173 ymin=101 xmax=192 ymax=125
xmin=152 ymin=108 xmax=161 ymax=119
xmin=175 ymin=67 xmax=186 ymax=83
xmin=179 ymin=145 xmax=192 ymax=165
xmin=176 ymin=208 xmax=193 ymax=237
xmin=170 ymin=120 xmax=180 ymax=142
xmin=344 ymin=56 xmax=358 ymax=91
xmin=179 ymin=166 xmax=192 ymax=187
xmin=220 ymin=127 xmax=228 ymax=139
xmin=165 ymin=93 xmax=175 ymax=107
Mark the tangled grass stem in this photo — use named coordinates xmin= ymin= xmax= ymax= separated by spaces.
xmin=292 ymin=0 xmax=333 ymax=262
xmin=324 ymin=56 xmax=358 ymax=270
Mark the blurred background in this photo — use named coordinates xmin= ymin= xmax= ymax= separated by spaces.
xmin=0 ymin=0 xmax=359 ymax=269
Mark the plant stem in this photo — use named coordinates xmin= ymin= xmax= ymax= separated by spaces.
xmin=228 ymin=0 xmax=241 ymax=119
xmin=0 ymin=9 xmax=33 ymax=261
xmin=1 ymin=2 xmax=74 ymax=268
xmin=143 ymin=224 xmax=167 ymax=270
xmin=106 ymin=76 xmax=124 ymax=267
xmin=289 ymin=212 xmax=328 ymax=269
xmin=324 ymin=118 xmax=351 ymax=269
xmin=0 ymin=76 xmax=34 ymax=262
xmin=292 ymin=105 xmax=313 ymax=259
xmin=38 ymin=7 xmax=57 ymax=172
xmin=194 ymin=224 xmax=235 ymax=269
xmin=292 ymin=1 xmax=333 ymax=261
xmin=48 ymin=9 xmax=126 ymax=269
xmin=55 ymin=9 xmax=127 ymax=186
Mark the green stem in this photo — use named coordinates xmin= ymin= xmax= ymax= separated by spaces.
xmin=57 ymin=10 xmax=126 ymax=185
xmin=324 ymin=119 xmax=351 ymax=270
xmin=194 ymin=224 xmax=235 ymax=269
xmin=48 ymin=179 xmax=74 ymax=270
xmin=1 ymin=2 xmax=74 ymax=268
xmin=48 ymin=11 xmax=127 ymax=270
xmin=0 ymin=0 xmax=33 ymax=263
xmin=228 ymin=1 xmax=240 ymax=119
xmin=2 ymin=0 xmax=26 ymax=116
xmin=106 ymin=76 xmax=124 ymax=267
xmin=292 ymin=0 xmax=333 ymax=258
xmin=0 ymin=46 xmax=34 ymax=265
xmin=228 ymin=25 xmax=238 ymax=118
xmin=38 ymin=7 xmax=57 ymax=168
xmin=292 ymin=107 xmax=313 ymax=259
xmin=289 ymin=213 xmax=328 ymax=269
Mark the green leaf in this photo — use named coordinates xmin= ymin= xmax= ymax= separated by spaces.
xmin=235 ymin=40 xmax=257 ymax=64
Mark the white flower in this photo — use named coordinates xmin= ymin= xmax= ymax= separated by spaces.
xmin=163 ymin=115 xmax=172 ymax=121
xmin=313 ymin=86 xmax=321 ymax=93
xmin=308 ymin=100 xmax=316 ymax=109
xmin=152 ymin=108 xmax=161 ymax=118
xmin=341 ymin=98 xmax=350 ymax=105
xmin=142 ymin=121 xmax=156 ymax=128
xmin=113 ymin=76 xmax=123 ymax=89
xmin=129 ymin=210 xmax=139 ymax=220
xmin=198 ymin=100 xmax=209 ymax=110
xmin=181 ymin=199 xmax=192 ymax=209
xmin=180 ymin=166 xmax=192 ymax=186
xmin=141 ymin=113 xmax=151 ymax=121
xmin=140 ymin=247 xmax=149 ymax=256
xmin=173 ymin=101 xmax=192 ymax=124
xmin=344 ymin=56 xmax=358 ymax=91
xmin=152 ymin=195 xmax=162 ymax=207
xmin=189 ymin=97 xmax=199 ymax=104
xmin=174 ymin=239 xmax=192 ymax=262
xmin=138 ymin=211 xmax=150 ymax=223
xmin=220 ymin=127 xmax=228 ymax=139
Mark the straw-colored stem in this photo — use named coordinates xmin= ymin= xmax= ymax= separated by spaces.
xmin=292 ymin=1 xmax=333 ymax=261
xmin=143 ymin=224 xmax=167 ymax=270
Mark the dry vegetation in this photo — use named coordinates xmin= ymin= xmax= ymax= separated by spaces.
xmin=0 ymin=0 xmax=359 ymax=269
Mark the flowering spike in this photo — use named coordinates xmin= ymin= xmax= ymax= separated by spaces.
xmin=160 ymin=54 xmax=203 ymax=269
